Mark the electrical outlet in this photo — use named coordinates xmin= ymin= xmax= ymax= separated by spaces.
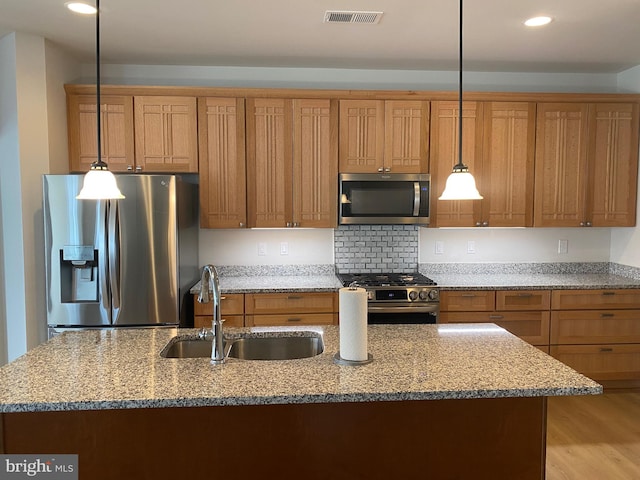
xmin=467 ymin=241 xmax=476 ymax=254
xmin=558 ymin=239 xmax=569 ymax=255
xmin=280 ymin=242 xmax=289 ymax=255
xmin=258 ymin=242 xmax=267 ymax=256
xmin=435 ymin=241 xmax=444 ymax=255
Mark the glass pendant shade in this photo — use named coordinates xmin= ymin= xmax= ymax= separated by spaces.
xmin=439 ymin=165 xmax=483 ymax=200
xmin=76 ymin=164 xmax=125 ymax=199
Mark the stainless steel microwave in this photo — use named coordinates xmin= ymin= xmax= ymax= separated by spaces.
xmin=339 ymin=173 xmax=431 ymax=225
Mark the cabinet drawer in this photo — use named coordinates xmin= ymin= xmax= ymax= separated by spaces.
xmin=245 ymin=293 xmax=336 ymax=315
xmin=496 ymin=290 xmax=550 ymax=311
xmin=194 ymin=293 xmax=245 ymax=316
xmin=194 ymin=315 xmax=244 ymax=328
xmin=551 ymin=289 xmax=640 ymax=310
xmin=440 ymin=311 xmax=550 ymax=346
xmin=246 ymin=313 xmax=334 ymax=327
xmin=550 ymin=344 xmax=640 ymax=381
xmin=440 ymin=291 xmax=495 ymax=312
xmin=550 ymin=310 xmax=640 ymax=344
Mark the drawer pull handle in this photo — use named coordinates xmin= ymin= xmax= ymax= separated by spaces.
xmin=461 ymin=294 xmax=477 ymax=298
xmin=287 ymin=318 xmax=302 ymax=322
xmin=221 ymin=296 xmax=227 ymax=301
xmin=600 ymin=347 xmax=614 ymax=352
xmin=600 ymin=313 xmax=614 ymax=318
xmin=489 ymin=315 xmax=504 ymax=320
xmin=287 ymin=296 xmax=303 ymax=300
xmin=517 ymin=293 xmax=533 ymax=298
xmin=602 ymin=292 xmax=616 ymax=296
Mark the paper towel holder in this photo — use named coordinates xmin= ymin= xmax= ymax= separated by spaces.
xmin=333 ymin=352 xmax=374 ymax=366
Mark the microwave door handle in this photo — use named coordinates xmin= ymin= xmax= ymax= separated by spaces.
xmin=413 ymin=182 xmax=420 ymax=216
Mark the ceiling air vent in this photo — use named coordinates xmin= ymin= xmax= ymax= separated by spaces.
xmin=324 ymin=11 xmax=384 ymax=24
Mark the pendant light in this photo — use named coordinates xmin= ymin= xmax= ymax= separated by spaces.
xmin=439 ymin=0 xmax=482 ymax=201
xmin=77 ymin=0 xmax=125 ymax=200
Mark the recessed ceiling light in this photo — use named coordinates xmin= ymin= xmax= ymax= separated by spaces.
xmin=524 ymin=16 xmax=553 ymax=27
xmin=65 ymin=2 xmax=97 ymax=15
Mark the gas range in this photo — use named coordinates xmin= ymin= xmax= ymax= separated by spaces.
xmin=337 ymin=272 xmax=439 ymax=308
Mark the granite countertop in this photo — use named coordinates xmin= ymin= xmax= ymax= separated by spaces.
xmin=190 ymin=274 xmax=343 ymax=294
xmin=428 ymin=273 xmax=640 ymax=290
xmin=0 ymin=324 xmax=601 ymax=413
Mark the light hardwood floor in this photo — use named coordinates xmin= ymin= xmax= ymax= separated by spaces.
xmin=546 ymin=392 xmax=640 ymax=480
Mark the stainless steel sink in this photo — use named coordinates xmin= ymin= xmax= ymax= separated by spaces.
xmin=160 ymin=333 xmax=324 ymax=360
xmin=227 ymin=335 xmax=323 ymax=360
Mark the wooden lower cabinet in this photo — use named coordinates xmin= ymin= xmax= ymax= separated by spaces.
xmin=441 ymin=311 xmax=550 ymax=346
xmin=440 ymin=290 xmax=551 ymax=346
xmin=549 ymin=288 xmax=640 ymax=388
xmin=193 ymin=293 xmax=245 ymax=328
xmin=550 ymin=344 xmax=640 ymax=383
xmin=245 ymin=292 xmax=337 ymax=326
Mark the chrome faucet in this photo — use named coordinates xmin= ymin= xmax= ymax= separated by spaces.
xmin=197 ymin=264 xmax=225 ymax=364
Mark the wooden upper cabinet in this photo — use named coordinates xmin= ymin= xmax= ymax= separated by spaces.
xmin=198 ymin=97 xmax=247 ymax=229
xmin=67 ymin=94 xmax=134 ymax=173
xmin=339 ymin=100 xmax=385 ymax=173
xmin=339 ymin=100 xmax=428 ymax=173
xmin=481 ymin=102 xmax=536 ymax=227
xmin=587 ymin=103 xmax=639 ymax=227
xmin=533 ymin=102 xmax=639 ymax=228
xmin=430 ymin=100 xmax=483 ymax=227
xmin=247 ymin=98 xmax=338 ymax=229
xmin=246 ymin=98 xmax=293 ymax=228
xmin=292 ymin=99 xmax=338 ymax=228
xmin=134 ymin=96 xmax=198 ymax=173
xmin=534 ymin=103 xmax=591 ymax=227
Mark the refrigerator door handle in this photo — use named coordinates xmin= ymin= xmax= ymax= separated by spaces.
xmin=108 ymin=200 xmax=121 ymax=311
xmin=98 ymin=200 xmax=110 ymax=311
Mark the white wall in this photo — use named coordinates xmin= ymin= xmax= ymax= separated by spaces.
xmin=199 ymin=229 xmax=334 ymax=267
xmin=420 ymin=227 xmax=611 ymax=263
xmin=0 ymin=33 xmax=79 ymax=364
xmin=610 ymin=66 xmax=640 ymax=268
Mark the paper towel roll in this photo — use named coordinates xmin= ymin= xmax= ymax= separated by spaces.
xmin=339 ymin=287 xmax=368 ymax=361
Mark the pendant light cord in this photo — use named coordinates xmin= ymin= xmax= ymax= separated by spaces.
xmin=95 ymin=0 xmax=103 ymax=168
xmin=457 ymin=0 xmax=464 ymax=170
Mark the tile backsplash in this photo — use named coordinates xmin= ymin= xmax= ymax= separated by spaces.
xmin=334 ymin=225 xmax=419 ymax=273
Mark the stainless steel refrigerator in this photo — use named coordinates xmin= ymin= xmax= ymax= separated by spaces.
xmin=43 ymin=174 xmax=199 ymax=337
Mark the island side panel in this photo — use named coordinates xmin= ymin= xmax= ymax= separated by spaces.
xmin=3 ymin=397 xmax=546 ymax=480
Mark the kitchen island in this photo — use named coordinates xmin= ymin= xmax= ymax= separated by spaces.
xmin=0 ymin=324 xmax=600 ymax=479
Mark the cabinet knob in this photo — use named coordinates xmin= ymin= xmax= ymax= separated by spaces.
xmin=239 ymin=222 xmax=245 ymax=228
xmin=127 ymin=165 xmax=133 ymax=171
xmin=580 ymin=221 xmax=592 ymax=227
xmin=286 ymin=222 xmax=292 ymax=227
xmin=293 ymin=222 xmax=300 ymax=227
xmin=135 ymin=166 xmax=142 ymax=172
xmin=482 ymin=221 xmax=489 ymax=227
xmin=475 ymin=222 xmax=482 ymax=227
xmin=378 ymin=167 xmax=384 ymax=172
xmin=384 ymin=167 xmax=391 ymax=172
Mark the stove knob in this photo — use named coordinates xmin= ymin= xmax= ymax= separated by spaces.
xmin=409 ymin=290 xmax=418 ymax=301
xmin=428 ymin=289 xmax=439 ymax=301
xmin=419 ymin=290 xmax=429 ymax=301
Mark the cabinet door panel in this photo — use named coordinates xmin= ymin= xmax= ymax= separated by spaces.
xmin=588 ymin=103 xmax=639 ymax=227
xmin=534 ymin=103 xmax=590 ymax=227
xmin=134 ymin=96 xmax=198 ymax=172
xmin=384 ymin=100 xmax=429 ymax=173
xmin=339 ymin=100 xmax=385 ymax=173
xmin=246 ymin=313 xmax=334 ymax=326
xmin=194 ymin=293 xmax=245 ymax=316
xmin=246 ymin=98 xmax=293 ymax=228
xmin=430 ymin=101 xmax=483 ymax=227
xmin=496 ymin=290 xmax=550 ymax=311
xmin=482 ymin=102 xmax=535 ymax=227
xmin=550 ymin=310 xmax=640 ymax=344
xmin=245 ymin=292 xmax=336 ymax=315
xmin=198 ymin=97 xmax=247 ymax=229
xmin=67 ymin=95 xmax=134 ymax=173
xmin=441 ymin=311 xmax=550 ymax=346
xmin=551 ymin=289 xmax=640 ymax=310
xmin=440 ymin=290 xmax=495 ymax=311
xmin=551 ymin=344 xmax=640 ymax=381
xmin=293 ymin=99 xmax=338 ymax=227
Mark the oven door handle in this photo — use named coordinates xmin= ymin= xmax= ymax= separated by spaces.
xmin=368 ymin=306 xmax=439 ymax=314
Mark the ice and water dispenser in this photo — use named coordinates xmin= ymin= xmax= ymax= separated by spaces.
xmin=59 ymin=245 xmax=99 ymax=303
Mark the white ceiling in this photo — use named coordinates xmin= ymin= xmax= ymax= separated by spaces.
xmin=1 ymin=0 xmax=640 ymax=73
